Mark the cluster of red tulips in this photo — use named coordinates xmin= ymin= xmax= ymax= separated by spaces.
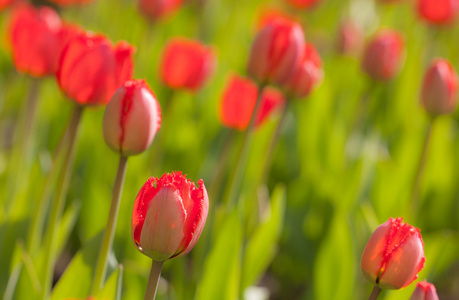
xmin=0 ymin=0 xmax=458 ymax=299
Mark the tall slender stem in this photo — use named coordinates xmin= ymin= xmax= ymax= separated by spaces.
xmin=368 ymin=286 xmax=382 ymax=300
xmin=409 ymin=119 xmax=434 ymax=214
xmin=259 ymin=101 xmax=290 ymax=186
xmin=144 ymin=260 xmax=163 ymax=300
xmin=225 ymin=84 xmax=266 ymax=210
xmin=41 ymin=105 xmax=84 ymax=300
xmin=92 ymin=155 xmax=128 ymax=293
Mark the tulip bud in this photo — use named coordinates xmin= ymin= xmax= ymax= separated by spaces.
xmin=284 ymin=42 xmax=323 ymax=99
xmin=361 ymin=217 xmax=425 ymax=290
xmin=362 ymin=30 xmax=404 ymax=81
xmin=138 ymin=0 xmax=183 ymax=20
xmin=420 ymin=58 xmax=458 ymax=117
xmin=336 ymin=19 xmax=364 ymax=56
xmin=409 ymin=281 xmax=439 ymax=300
xmin=9 ymin=4 xmax=78 ymax=77
xmin=219 ymin=74 xmax=285 ymax=130
xmin=247 ymin=17 xmax=305 ymax=86
xmin=57 ymin=31 xmax=134 ymax=106
xmin=285 ymin=0 xmax=322 ymax=9
xmin=132 ymin=172 xmax=209 ymax=261
xmin=160 ymin=37 xmax=216 ymax=92
xmin=103 ymin=79 xmax=161 ymax=157
xmin=417 ymin=0 xmax=459 ymax=25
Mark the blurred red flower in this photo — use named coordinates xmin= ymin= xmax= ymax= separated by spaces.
xmin=421 ymin=58 xmax=458 ymax=116
xmin=361 ymin=30 xmax=404 ymax=81
xmin=219 ymin=74 xmax=285 ymax=130
xmin=0 ymin=0 xmax=14 ymax=11
xmin=138 ymin=0 xmax=183 ymax=20
xmin=57 ymin=31 xmax=134 ymax=106
xmin=417 ymin=0 xmax=459 ymax=24
xmin=285 ymin=0 xmax=322 ymax=9
xmin=9 ymin=4 xmax=79 ymax=77
xmin=336 ymin=19 xmax=364 ymax=56
xmin=247 ymin=17 xmax=305 ymax=86
xmin=284 ymin=42 xmax=323 ymax=98
xmin=160 ymin=37 xmax=216 ymax=92
xmin=409 ymin=281 xmax=439 ymax=300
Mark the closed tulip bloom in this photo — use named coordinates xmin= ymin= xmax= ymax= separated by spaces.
xmin=361 ymin=217 xmax=425 ymax=290
xmin=131 ymin=172 xmax=209 ymax=261
xmin=9 ymin=4 xmax=78 ymax=77
xmin=103 ymin=79 xmax=161 ymax=156
xmin=220 ymin=74 xmax=285 ymax=130
xmin=160 ymin=37 xmax=216 ymax=92
xmin=362 ymin=30 xmax=404 ymax=81
xmin=138 ymin=0 xmax=183 ymax=20
xmin=336 ymin=19 xmax=364 ymax=56
xmin=247 ymin=17 xmax=305 ymax=86
xmin=57 ymin=31 xmax=134 ymax=106
xmin=410 ymin=281 xmax=439 ymax=300
xmin=421 ymin=59 xmax=458 ymax=116
xmin=286 ymin=0 xmax=322 ymax=9
xmin=417 ymin=0 xmax=459 ymax=24
xmin=284 ymin=43 xmax=323 ymax=98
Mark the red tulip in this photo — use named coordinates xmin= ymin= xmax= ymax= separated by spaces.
xmin=9 ymin=4 xmax=79 ymax=77
xmin=285 ymin=0 xmax=322 ymax=9
xmin=417 ymin=0 xmax=459 ymax=24
xmin=420 ymin=58 xmax=458 ymax=116
xmin=160 ymin=37 xmax=216 ymax=92
xmin=284 ymin=42 xmax=323 ymax=98
xmin=362 ymin=30 xmax=404 ymax=81
xmin=257 ymin=8 xmax=298 ymax=29
xmin=131 ymin=172 xmax=209 ymax=261
xmin=138 ymin=0 xmax=183 ymax=20
xmin=57 ymin=31 xmax=134 ymax=106
xmin=103 ymin=79 xmax=162 ymax=156
xmin=247 ymin=17 xmax=305 ymax=86
xmin=0 ymin=0 xmax=14 ymax=11
xmin=219 ymin=74 xmax=285 ymax=130
xmin=361 ymin=217 xmax=425 ymax=290
xmin=47 ymin=0 xmax=93 ymax=6
xmin=409 ymin=281 xmax=439 ymax=300
xmin=336 ymin=19 xmax=364 ymax=56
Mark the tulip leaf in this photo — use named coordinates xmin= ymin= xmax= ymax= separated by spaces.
xmin=195 ymin=211 xmax=243 ymax=300
xmin=241 ymin=184 xmax=286 ymax=291
xmin=51 ymin=232 xmax=103 ymax=300
xmin=313 ymin=213 xmax=355 ymax=300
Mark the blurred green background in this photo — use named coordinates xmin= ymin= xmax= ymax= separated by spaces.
xmin=0 ymin=0 xmax=459 ymax=299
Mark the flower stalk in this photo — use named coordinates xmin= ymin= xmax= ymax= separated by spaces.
xmin=368 ymin=286 xmax=382 ymax=300
xmin=144 ymin=260 xmax=163 ymax=300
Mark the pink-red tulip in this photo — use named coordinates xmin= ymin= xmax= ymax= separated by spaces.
xmin=57 ymin=31 xmax=134 ymax=106
xmin=361 ymin=217 xmax=425 ymax=290
xmin=160 ymin=37 xmax=216 ymax=92
xmin=47 ymin=0 xmax=93 ymax=6
xmin=247 ymin=17 xmax=305 ymax=86
xmin=138 ymin=0 xmax=183 ymax=20
xmin=362 ymin=30 xmax=404 ymax=81
xmin=131 ymin=172 xmax=209 ymax=261
xmin=420 ymin=58 xmax=458 ymax=116
xmin=336 ymin=19 xmax=364 ymax=56
xmin=219 ymin=74 xmax=285 ymax=130
xmin=9 ymin=4 xmax=79 ymax=77
xmin=409 ymin=281 xmax=439 ymax=300
xmin=285 ymin=0 xmax=322 ymax=9
xmin=103 ymin=79 xmax=162 ymax=156
xmin=284 ymin=42 xmax=323 ymax=98
xmin=417 ymin=0 xmax=459 ymax=25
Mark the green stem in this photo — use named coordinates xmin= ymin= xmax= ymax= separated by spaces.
xmin=144 ymin=260 xmax=163 ymax=300
xmin=27 ymin=118 xmax=70 ymax=255
xmin=409 ymin=119 xmax=434 ymax=214
xmin=92 ymin=155 xmax=128 ymax=293
xmin=259 ymin=100 xmax=290 ymax=186
xmin=41 ymin=104 xmax=84 ymax=300
xmin=368 ymin=286 xmax=382 ymax=300
xmin=225 ymin=84 xmax=266 ymax=210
